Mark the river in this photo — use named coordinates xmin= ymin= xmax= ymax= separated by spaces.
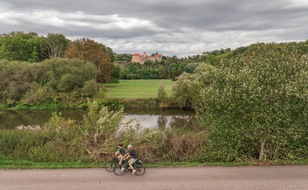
xmin=0 ymin=109 xmax=199 ymax=130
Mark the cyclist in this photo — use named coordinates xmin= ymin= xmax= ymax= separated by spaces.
xmin=114 ymin=144 xmax=125 ymax=167
xmin=122 ymin=144 xmax=137 ymax=174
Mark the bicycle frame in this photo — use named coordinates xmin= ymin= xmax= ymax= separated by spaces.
xmin=113 ymin=159 xmax=146 ymax=176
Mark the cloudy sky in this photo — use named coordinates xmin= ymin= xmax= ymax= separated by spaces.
xmin=0 ymin=0 xmax=307 ymax=57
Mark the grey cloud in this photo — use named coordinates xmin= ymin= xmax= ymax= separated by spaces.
xmin=0 ymin=0 xmax=307 ymax=57
xmin=3 ymin=0 xmax=308 ymax=32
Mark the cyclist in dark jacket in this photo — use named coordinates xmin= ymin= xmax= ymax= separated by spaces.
xmin=114 ymin=144 xmax=125 ymax=167
xmin=123 ymin=144 xmax=137 ymax=174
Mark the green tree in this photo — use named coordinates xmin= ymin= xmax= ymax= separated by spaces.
xmin=0 ymin=31 xmax=47 ymax=62
xmin=111 ymin=65 xmax=120 ymax=83
xmin=168 ymin=63 xmax=184 ymax=80
xmin=171 ymin=72 xmax=201 ymax=109
xmin=114 ymin=53 xmax=131 ymax=62
xmin=45 ymin=33 xmax=69 ymax=58
xmin=100 ymin=44 xmax=115 ymax=62
xmin=196 ymin=43 xmax=308 ymax=161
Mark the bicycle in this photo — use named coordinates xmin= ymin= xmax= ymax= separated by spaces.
xmin=105 ymin=156 xmax=121 ymax=172
xmin=113 ymin=158 xmax=146 ymax=176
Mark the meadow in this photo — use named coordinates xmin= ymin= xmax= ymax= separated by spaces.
xmin=105 ymin=79 xmax=174 ymax=99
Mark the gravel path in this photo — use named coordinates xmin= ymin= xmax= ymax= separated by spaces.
xmin=1 ymin=166 xmax=307 ymax=190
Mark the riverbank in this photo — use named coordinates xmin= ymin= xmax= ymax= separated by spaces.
xmin=0 ymin=103 xmax=77 ymax=111
xmin=0 ymin=98 xmax=182 ymax=111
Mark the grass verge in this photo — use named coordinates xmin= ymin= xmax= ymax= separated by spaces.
xmin=0 ymin=160 xmax=99 ymax=169
xmin=1 ymin=159 xmax=307 ymax=169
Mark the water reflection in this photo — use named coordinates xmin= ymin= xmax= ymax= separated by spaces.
xmin=0 ymin=109 xmax=198 ymax=130
xmin=123 ymin=109 xmax=198 ymax=129
xmin=0 ymin=110 xmax=85 ymax=129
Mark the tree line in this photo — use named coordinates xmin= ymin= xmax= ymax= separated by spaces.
xmin=119 ymin=60 xmax=200 ymax=80
xmin=0 ymin=32 xmax=115 ymax=83
xmin=0 ymin=31 xmax=202 ymax=82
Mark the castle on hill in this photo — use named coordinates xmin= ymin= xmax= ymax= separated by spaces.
xmin=131 ymin=52 xmax=162 ymax=64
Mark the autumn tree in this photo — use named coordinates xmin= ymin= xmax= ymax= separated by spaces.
xmin=64 ymin=38 xmax=112 ymax=83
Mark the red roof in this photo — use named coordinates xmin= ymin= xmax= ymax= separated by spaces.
xmin=133 ymin=53 xmax=163 ymax=57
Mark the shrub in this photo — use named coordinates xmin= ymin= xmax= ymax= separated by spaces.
xmin=79 ymin=100 xmax=124 ymax=159
xmin=157 ymin=83 xmax=167 ymax=101
xmin=80 ymin=79 xmax=100 ymax=98
xmin=0 ymin=130 xmax=43 ymax=160
xmin=0 ymin=58 xmax=98 ymax=106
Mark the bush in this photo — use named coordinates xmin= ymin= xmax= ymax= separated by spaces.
xmin=157 ymin=83 xmax=167 ymax=101
xmin=28 ymin=138 xmax=86 ymax=162
xmin=80 ymin=79 xmax=100 ymax=98
xmin=0 ymin=130 xmax=43 ymax=160
xmin=21 ymin=86 xmax=56 ymax=105
xmin=0 ymin=58 xmax=99 ymax=107
xmin=79 ymin=101 xmax=124 ymax=159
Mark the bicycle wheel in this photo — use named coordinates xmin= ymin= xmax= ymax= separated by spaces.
xmin=113 ymin=165 xmax=125 ymax=176
xmin=134 ymin=164 xmax=146 ymax=176
xmin=105 ymin=160 xmax=115 ymax=172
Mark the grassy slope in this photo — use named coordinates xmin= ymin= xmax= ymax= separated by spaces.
xmin=105 ymin=79 xmax=174 ymax=99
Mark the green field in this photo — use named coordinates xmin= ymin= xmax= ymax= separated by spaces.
xmin=105 ymin=79 xmax=174 ymax=99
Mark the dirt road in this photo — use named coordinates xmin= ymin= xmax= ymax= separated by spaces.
xmin=1 ymin=166 xmax=307 ymax=190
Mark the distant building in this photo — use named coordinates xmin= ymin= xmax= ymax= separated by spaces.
xmin=131 ymin=52 xmax=163 ymax=64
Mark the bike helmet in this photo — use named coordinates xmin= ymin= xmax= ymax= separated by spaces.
xmin=127 ymin=144 xmax=132 ymax=148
